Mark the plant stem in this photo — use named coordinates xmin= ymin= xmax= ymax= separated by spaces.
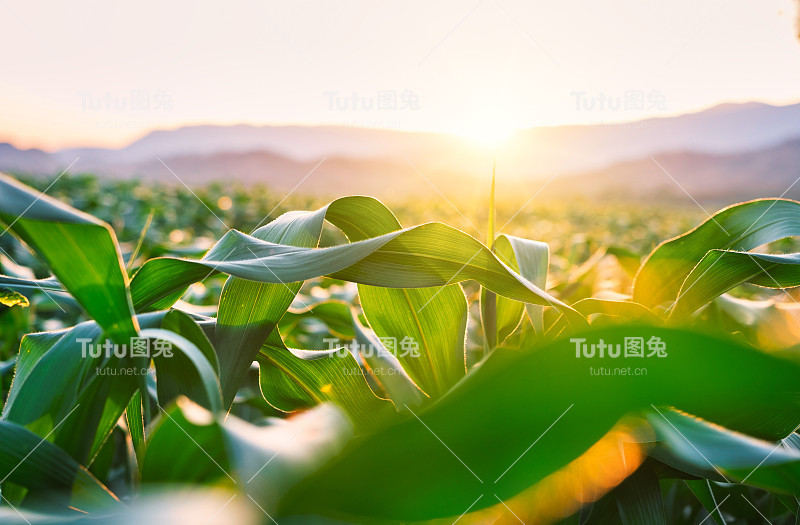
xmin=483 ymin=159 xmax=498 ymax=354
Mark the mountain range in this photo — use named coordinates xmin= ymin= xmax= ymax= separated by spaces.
xmin=2 ymin=101 xmax=800 ymax=202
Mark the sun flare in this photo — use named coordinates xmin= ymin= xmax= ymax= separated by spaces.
xmin=458 ymin=120 xmax=519 ymax=148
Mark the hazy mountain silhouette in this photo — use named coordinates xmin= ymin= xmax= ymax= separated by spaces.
xmin=544 ymin=138 xmax=800 ymax=203
xmin=507 ymin=101 xmax=800 ymax=174
xmin=2 ymin=101 xmax=800 ymax=201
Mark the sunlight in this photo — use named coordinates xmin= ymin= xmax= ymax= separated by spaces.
xmin=459 ymin=120 xmax=518 ymax=148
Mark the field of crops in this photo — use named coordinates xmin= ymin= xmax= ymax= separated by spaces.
xmin=2 ymin=171 xmax=800 ymax=524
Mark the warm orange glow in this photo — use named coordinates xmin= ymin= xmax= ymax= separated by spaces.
xmin=454 ymin=418 xmax=653 ymax=525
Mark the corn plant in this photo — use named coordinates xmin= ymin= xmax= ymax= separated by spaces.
xmin=1 ymin=171 xmax=800 ymax=524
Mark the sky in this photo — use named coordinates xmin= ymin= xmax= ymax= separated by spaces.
xmin=1 ymin=0 xmax=799 ymax=150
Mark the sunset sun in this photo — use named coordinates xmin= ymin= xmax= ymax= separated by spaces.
xmin=459 ymin=119 xmax=518 ymax=148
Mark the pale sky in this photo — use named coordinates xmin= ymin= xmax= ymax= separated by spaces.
xmin=1 ymin=0 xmax=799 ymax=150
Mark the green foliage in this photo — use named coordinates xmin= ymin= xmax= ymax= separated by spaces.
xmin=2 ymin=173 xmax=800 ymax=524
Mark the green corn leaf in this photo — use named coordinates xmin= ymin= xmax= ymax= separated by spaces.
xmin=351 ymin=198 xmax=468 ymax=400
xmin=279 ymin=300 xmax=354 ymax=342
xmin=52 ymin=371 xmax=137 ymax=469
xmin=220 ymin=403 xmax=353 ymax=512
xmin=671 ymin=250 xmax=800 ymax=320
xmin=576 ymin=493 xmax=622 ymax=525
xmin=634 ymin=199 xmax=800 ymax=310
xmin=126 ymin=390 xmax=145 ymax=463
xmin=141 ymin=196 xmax=533 ymax=409
xmin=0 ymin=275 xmax=65 ymax=295
xmin=142 ymin=327 xmax=222 ymax=414
xmin=358 ymin=285 xmax=467 ymax=399
xmin=483 ymin=238 xmax=521 ymax=348
xmin=0 ymin=175 xmax=141 ymax=463
xmin=495 ymin=234 xmax=550 ymax=338
xmin=257 ymin=329 xmax=394 ymax=431
xmin=549 ymin=298 xmax=661 ymax=336
xmin=150 ymin=311 xmax=222 ymax=413
xmin=214 ymin=208 xmax=324 ymax=409
xmin=3 ymin=320 xmax=131 ymax=464
xmin=129 ymin=199 xmax=582 ymax=325
xmin=0 ymin=419 xmax=119 ymax=512
xmin=142 ymin=399 xmax=352 ymax=514
xmin=571 ymin=298 xmax=662 ymax=322
xmin=0 ymin=288 xmax=29 ymax=308
xmin=615 ymin=464 xmax=666 ymax=525
xmin=2 ymin=311 xmax=219 ymax=464
xmin=0 ymin=490 xmax=259 ymax=525
xmin=350 ymin=309 xmax=427 ymax=408
xmin=0 ymin=275 xmax=73 ymax=311
xmin=607 ymin=246 xmax=642 ymax=279
xmin=343 ymin=198 xmax=469 ymax=399
xmin=2 ymin=321 xmax=104 ymax=431
xmin=142 ymin=400 xmax=232 ymax=487
xmin=279 ymin=324 xmax=800 ymax=522
xmin=708 ymin=294 xmax=800 ymax=350
xmin=649 ymin=409 xmax=800 ymax=495
xmin=0 ymin=173 xmax=137 ymax=343
xmin=482 ymin=161 xmax=499 ymax=352
xmin=684 ymin=479 xmax=729 ymax=525
xmin=160 ymin=310 xmax=220 ymax=375
xmin=2 ymin=318 xmax=138 ymax=465
xmin=2 ymin=327 xmax=69 ymax=415
xmin=214 ymin=195 xmax=446 ymax=409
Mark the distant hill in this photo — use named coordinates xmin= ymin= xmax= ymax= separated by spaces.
xmin=545 ymin=138 xmax=800 ymax=203
xmin=2 ymin=101 xmax=800 ymax=201
xmin=52 ymin=125 xmax=463 ymax=165
xmin=129 ymin=150 xmax=430 ymax=198
xmin=0 ymin=143 xmax=62 ymax=174
xmin=507 ymin=101 xmax=800 ymax=175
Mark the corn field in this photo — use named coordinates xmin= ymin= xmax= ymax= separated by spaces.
xmin=1 ymin=171 xmax=800 ymax=524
